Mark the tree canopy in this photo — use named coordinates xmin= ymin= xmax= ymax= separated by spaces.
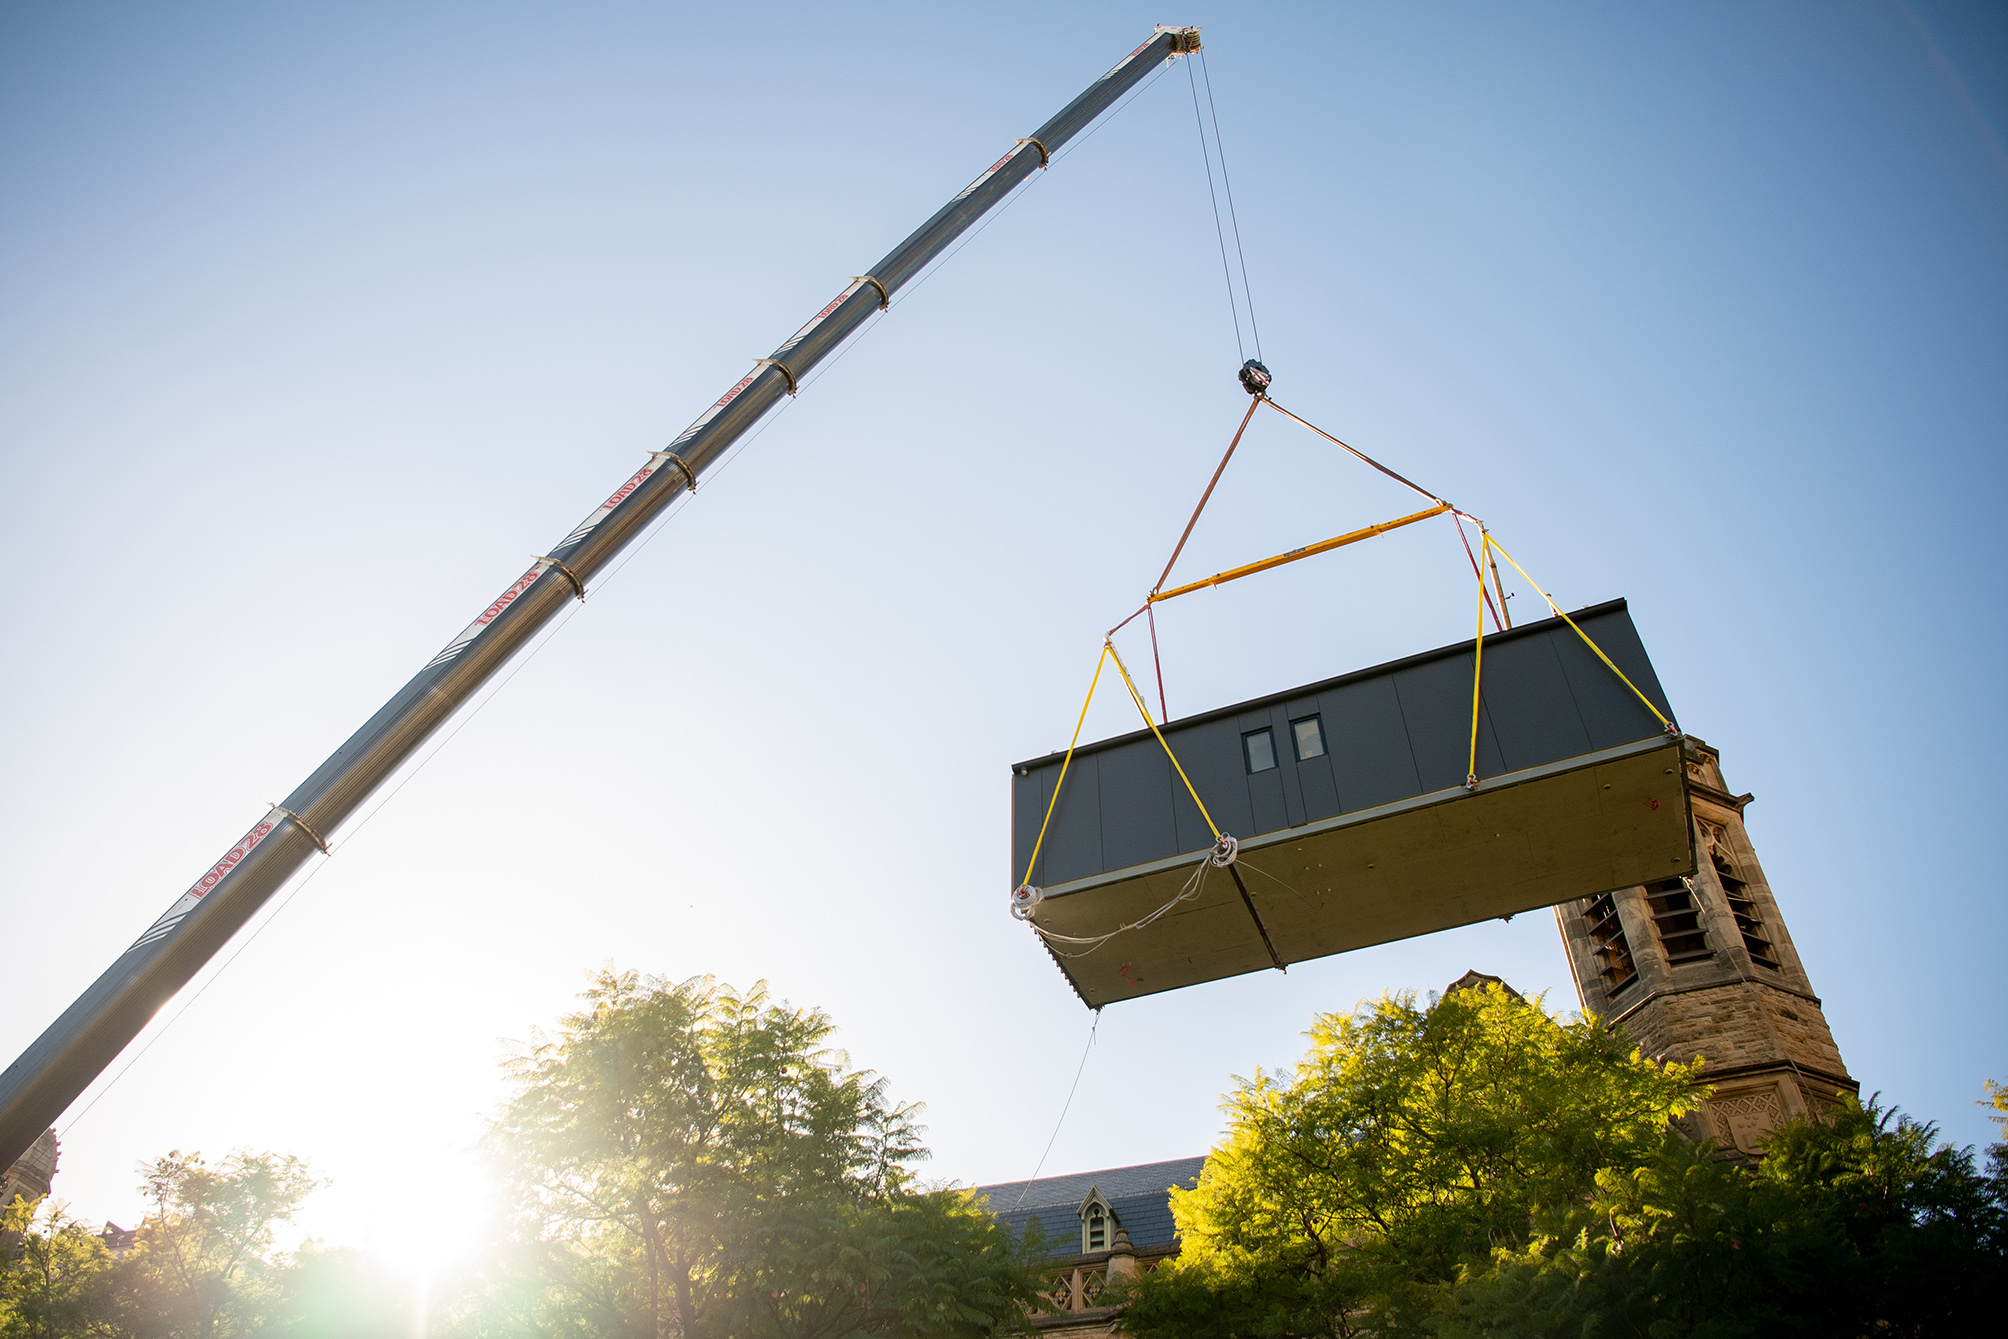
xmin=458 ymin=970 xmax=1037 ymax=1339
xmin=1 ymin=1148 xmax=326 ymax=1339
xmin=1 ymin=972 xmax=1039 ymax=1339
xmin=1117 ymin=984 xmax=2008 ymax=1338
xmin=9 ymin=973 xmax=2000 ymax=1337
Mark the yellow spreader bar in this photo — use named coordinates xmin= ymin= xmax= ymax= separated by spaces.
xmin=1149 ymin=502 xmax=1452 ymax=604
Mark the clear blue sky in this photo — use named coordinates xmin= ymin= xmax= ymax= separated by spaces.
xmin=2 ymin=1 xmax=2003 ymax=1260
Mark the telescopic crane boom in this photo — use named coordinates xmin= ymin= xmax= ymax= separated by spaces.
xmin=0 ymin=24 xmax=1204 ymax=1172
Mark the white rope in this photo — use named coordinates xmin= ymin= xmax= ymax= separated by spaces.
xmin=1022 ymin=858 xmax=1213 ymax=959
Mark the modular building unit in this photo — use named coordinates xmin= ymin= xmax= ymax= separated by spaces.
xmin=1010 ymin=600 xmax=1694 ymax=1007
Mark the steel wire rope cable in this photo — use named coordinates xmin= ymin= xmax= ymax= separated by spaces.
xmin=1197 ymin=47 xmax=1262 ymax=362
xmin=45 ymin=49 xmax=1193 ymax=1146
xmin=1185 ymin=51 xmax=1249 ymax=363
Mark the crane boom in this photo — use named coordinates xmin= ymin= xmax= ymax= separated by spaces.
xmin=0 ymin=25 xmax=1203 ymax=1172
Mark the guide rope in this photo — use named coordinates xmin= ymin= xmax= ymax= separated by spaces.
xmin=1032 ymin=861 xmax=1213 ymax=957
xmin=1010 ymin=1008 xmax=1101 ymax=1209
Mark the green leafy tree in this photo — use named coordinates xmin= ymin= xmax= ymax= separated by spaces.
xmin=469 ymin=971 xmax=1035 ymax=1339
xmin=105 ymin=1150 xmax=320 ymax=1338
xmin=1443 ymin=1096 xmax=2008 ymax=1337
xmin=1119 ymin=983 xmax=1701 ymax=1337
xmin=0 ymin=1197 xmax=115 ymax=1338
xmin=1124 ymin=988 xmax=2007 ymax=1338
xmin=1985 ymin=1076 xmax=2008 ymax=1174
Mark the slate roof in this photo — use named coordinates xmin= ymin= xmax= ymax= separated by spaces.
xmin=974 ymin=1155 xmax=1206 ymax=1253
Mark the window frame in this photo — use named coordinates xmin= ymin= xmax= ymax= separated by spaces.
xmin=1242 ymin=727 xmax=1278 ymax=774
xmin=1290 ymin=714 xmax=1327 ymax=761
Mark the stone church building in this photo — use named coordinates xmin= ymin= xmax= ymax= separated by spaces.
xmin=979 ymin=736 xmax=1857 ymax=1329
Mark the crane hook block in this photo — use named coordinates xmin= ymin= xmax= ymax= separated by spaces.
xmin=1238 ymin=359 xmax=1272 ymax=396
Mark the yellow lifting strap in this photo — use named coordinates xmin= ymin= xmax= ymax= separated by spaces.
xmin=1487 ymin=535 xmax=1677 ymax=734
xmin=1150 ymin=501 xmax=1452 ymax=604
xmin=1018 ymin=640 xmax=1225 ymax=890
xmin=1105 ymin=640 xmax=1224 ymax=844
xmin=1019 ymin=645 xmax=1110 ymax=890
xmin=1466 ymin=531 xmax=1492 ymax=789
xmin=1462 ymin=530 xmax=1679 ymax=790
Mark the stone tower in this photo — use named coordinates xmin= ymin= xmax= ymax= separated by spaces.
xmin=1 ymin=1129 xmax=58 ymax=1209
xmin=1555 ymin=737 xmax=1856 ymax=1154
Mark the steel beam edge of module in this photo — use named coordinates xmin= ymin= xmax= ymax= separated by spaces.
xmin=0 ymin=25 xmax=1202 ymax=1172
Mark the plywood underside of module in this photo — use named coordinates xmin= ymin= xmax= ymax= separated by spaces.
xmin=1036 ymin=738 xmax=1694 ymax=1007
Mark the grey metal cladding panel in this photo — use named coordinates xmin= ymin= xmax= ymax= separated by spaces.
xmin=1239 ymin=710 xmax=1291 ymax=835
xmin=1012 ymin=768 xmax=1053 ymax=887
xmin=1392 ymin=654 xmax=1507 ymax=792
xmin=1038 ymin=754 xmax=1104 ymax=886
xmin=1320 ymin=675 xmax=1422 ymax=811
xmin=1264 ymin=704 xmax=1309 ymax=826
xmin=1477 ymin=632 xmax=1593 ymax=772
xmin=1553 ymin=611 xmax=1673 ymax=747
xmin=1096 ymin=742 xmax=1178 ymax=872
xmin=1573 ymin=607 xmax=1677 ymax=731
xmin=1167 ymin=718 xmax=1254 ymax=853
